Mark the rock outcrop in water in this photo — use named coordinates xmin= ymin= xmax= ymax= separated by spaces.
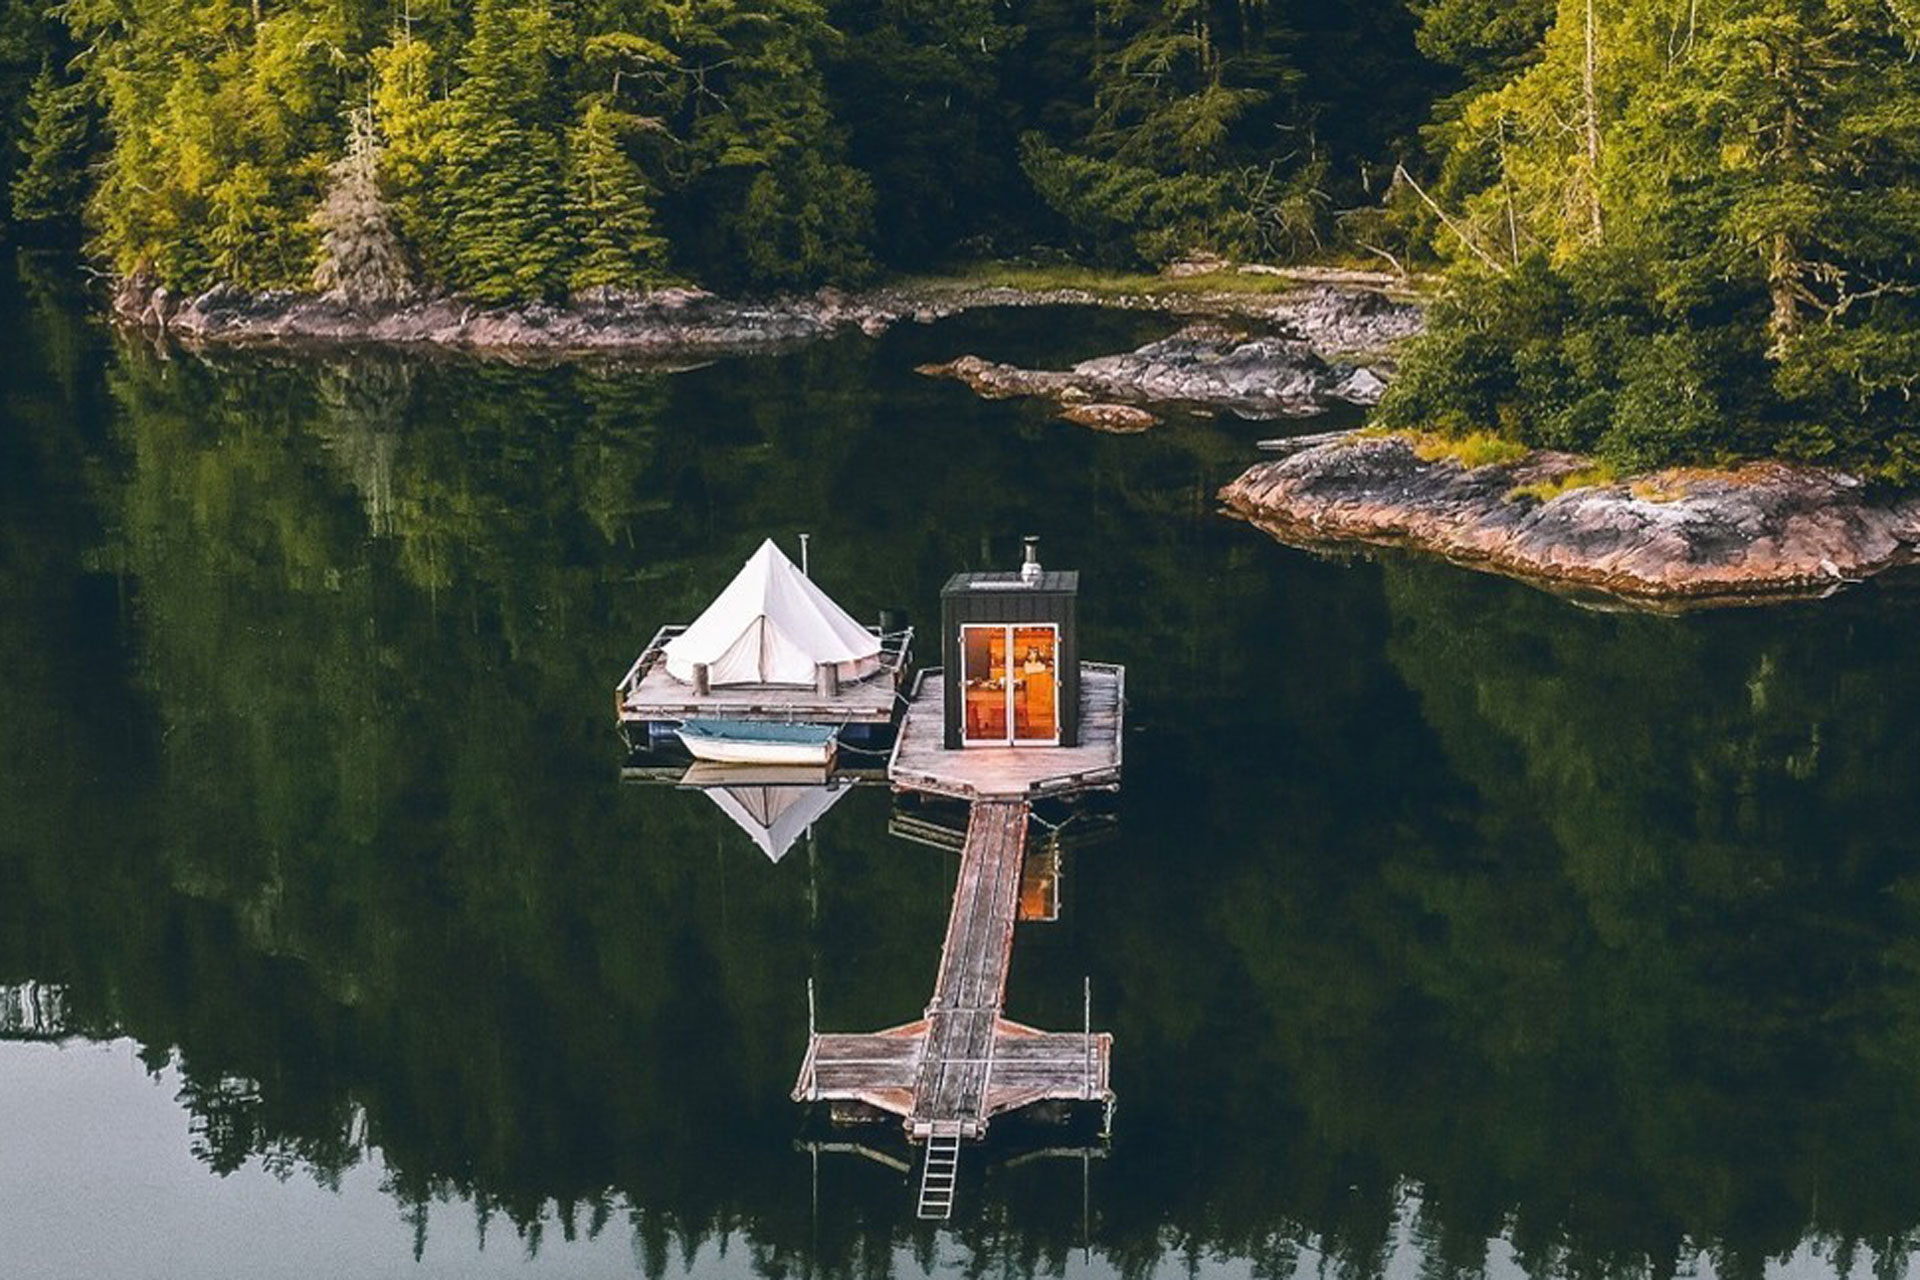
xmin=919 ymin=319 xmax=1395 ymax=421
xmin=1058 ymin=402 xmax=1160 ymax=432
xmin=1220 ymin=433 xmax=1920 ymax=605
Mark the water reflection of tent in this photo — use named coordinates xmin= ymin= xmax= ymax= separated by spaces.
xmin=685 ymin=764 xmax=852 ymax=862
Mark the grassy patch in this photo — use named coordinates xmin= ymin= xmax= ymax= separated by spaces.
xmin=1407 ymin=429 xmax=1530 ymax=469
xmin=1507 ymin=464 xmax=1619 ymax=504
xmin=916 ymin=263 xmax=1332 ymax=298
xmin=1629 ymin=473 xmax=1693 ymax=502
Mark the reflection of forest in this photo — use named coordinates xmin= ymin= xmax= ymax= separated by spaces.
xmin=9 ymin=256 xmax=1920 ymax=1278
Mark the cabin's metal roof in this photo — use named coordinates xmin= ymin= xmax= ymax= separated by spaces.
xmin=940 ymin=570 xmax=1079 ymax=595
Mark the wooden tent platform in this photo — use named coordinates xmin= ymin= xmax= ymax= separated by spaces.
xmin=616 ymin=625 xmax=912 ymax=729
xmin=793 ymin=800 xmax=1113 ymax=1141
xmin=887 ymin=665 xmax=1124 ymax=801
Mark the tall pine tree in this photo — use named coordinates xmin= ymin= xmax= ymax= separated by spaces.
xmin=565 ymin=100 xmax=669 ymax=291
xmin=435 ymin=0 xmax=574 ymax=301
xmin=10 ymin=62 xmax=91 ymax=228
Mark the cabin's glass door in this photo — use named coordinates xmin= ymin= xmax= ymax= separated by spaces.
xmin=961 ymin=624 xmax=1058 ymax=746
xmin=1011 ymin=626 xmax=1058 ymax=743
xmin=961 ymin=625 xmax=1010 ymax=742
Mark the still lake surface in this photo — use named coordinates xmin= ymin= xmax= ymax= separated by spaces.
xmin=8 ymin=252 xmax=1920 ymax=1280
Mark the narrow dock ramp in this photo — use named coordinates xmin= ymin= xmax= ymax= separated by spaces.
xmin=908 ymin=799 xmax=1029 ymax=1138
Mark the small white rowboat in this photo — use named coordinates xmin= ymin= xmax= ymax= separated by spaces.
xmin=674 ymin=719 xmax=839 ymax=768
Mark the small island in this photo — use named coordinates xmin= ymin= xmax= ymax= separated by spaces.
xmin=1220 ymin=432 xmax=1920 ymax=606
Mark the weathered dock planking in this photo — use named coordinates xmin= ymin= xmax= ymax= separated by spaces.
xmin=616 ymin=624 xmax=912 ymax=730
xmin=887 ymin=665 xmax=1124 ymax=801
xmin=792 ymin=802 xmax=1113 ymax=1140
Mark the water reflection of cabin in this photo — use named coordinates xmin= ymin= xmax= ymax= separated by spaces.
xmin=941 ymin=554 xmax=1080 ymax=749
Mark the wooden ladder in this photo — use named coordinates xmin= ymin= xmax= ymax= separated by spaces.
xmin=916 ymin=1124 xmax=963 ymax=1221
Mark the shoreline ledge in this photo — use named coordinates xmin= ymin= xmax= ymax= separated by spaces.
xmin=108 ymin=272 xmax=1421 ymax=357
xmin=1220 ymin=433 xmax=1920 ymax=607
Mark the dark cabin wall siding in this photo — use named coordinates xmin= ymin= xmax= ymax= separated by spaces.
xmin=940 ymin=573 xmax=1081 ymax=749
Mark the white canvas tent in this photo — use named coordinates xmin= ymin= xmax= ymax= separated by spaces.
xmin=702 ymin=782 xmax=851 ymax=862
xmin=663 ymin=539 xmax=883 ymax=687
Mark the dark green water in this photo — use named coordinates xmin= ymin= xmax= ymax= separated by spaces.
xmin=8 ymin=251 xmax=1920 ymax=1280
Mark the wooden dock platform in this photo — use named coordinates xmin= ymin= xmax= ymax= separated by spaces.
xmin=887 ymin=665 xmax=1124 ymax=801
xmin=793 ymin=802 xmax=1113 ymax=1140
xmin=616 ymin=625 xmax=913 ymax=732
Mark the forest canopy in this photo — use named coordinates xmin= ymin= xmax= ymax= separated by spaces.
xmin=0 ymin=0 xmax=1447 ymax=292
xmin=5 ymin=0 xmax=1920 ymax=473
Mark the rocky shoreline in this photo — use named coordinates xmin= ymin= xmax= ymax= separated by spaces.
xmin=1220 ymin=433 xmax=1920 ymax=606
xmin=110 ymin=271 xmax=1423 ymax=359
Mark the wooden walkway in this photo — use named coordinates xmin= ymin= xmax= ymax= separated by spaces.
xmin=793 ymin=802 xmax=1113 ymax=1140
xmin=793 ymin=662 xmax=1125 ymax=1220
xmin=910 ymin=800 xmax=1028 ymax=1136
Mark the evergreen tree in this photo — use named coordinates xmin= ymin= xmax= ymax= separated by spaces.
xmin=10 ymin=62 xmax=92 ymax=228
xmin=826 ymin=0 xmax=1017 ymax=265
xmin=0 ymin=0 xmax=53 ymax=204
xmin=74 ymin=0 xmax=365 ymax=288
xmin=1017 ymin=0 xmax=1326 ymax=264
xmin=565 ymin=101 xmax=669 ymax=292
xmin=436 ymin=0 xmax=574 ymax=301
xmin=370 ymin=35 xmax=450 ymax=281
xmin=1410 ymin=0 xmax=1557 ymax=91
xmin=590 ymin=0 xmax=875 ymax=288
xmin=312 ymin=109 xmax=413 ymax=305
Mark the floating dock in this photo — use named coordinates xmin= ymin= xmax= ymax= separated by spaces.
xmin=794 ymin=796 xmax=1114 ymax=1219
xmin=615 ymin=624 xmax=913 ymax=749
xmin=888 ymin=665 xmax=1124 ymax=802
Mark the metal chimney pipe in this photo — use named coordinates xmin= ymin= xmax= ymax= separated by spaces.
xmin=799 ymin=532 xmax=811 ymax=578
xmin=1020 ymin=535 xmax=1042 ymax=584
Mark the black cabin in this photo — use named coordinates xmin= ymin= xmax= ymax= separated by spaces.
xmin=939 ymin=539 xmax=1080 ymax=750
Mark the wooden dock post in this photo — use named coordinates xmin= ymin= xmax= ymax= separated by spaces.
xmin=1083 ymin=977 xmax=1092 ymax=1101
